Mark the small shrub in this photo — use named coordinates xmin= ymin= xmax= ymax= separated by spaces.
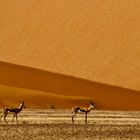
xmin=48 ymin=104 xmax=55 ymax=109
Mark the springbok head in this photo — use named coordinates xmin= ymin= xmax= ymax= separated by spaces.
xmin=19 ymin=99 xmax=25 ymax=109
xmin=89 ymin=100 xmax=95 ymax=109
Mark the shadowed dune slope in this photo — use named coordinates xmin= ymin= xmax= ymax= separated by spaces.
xmin=0 ymin=85 xmax=89 ymax=109
xmin=0 ymin=61 xmax=140 ymax=110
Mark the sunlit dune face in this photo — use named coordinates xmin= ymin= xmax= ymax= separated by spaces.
xmin=0 ymin=1 xmax=140 ymax=90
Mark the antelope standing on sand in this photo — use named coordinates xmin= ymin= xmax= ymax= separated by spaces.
xmin=72 ymin=100 xmax=95 ymax=124
xmin=1 ymin=100 xmax=25 ymax=124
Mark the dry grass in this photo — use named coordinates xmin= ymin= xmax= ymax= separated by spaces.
xmin=0 ymin=109 xmax=140 ymax=140
xmin=0 ymin=124 xmax=140 ymax=140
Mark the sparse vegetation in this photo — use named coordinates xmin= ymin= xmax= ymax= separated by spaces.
xmin=0 ymin=124 xmax=140 ymax=140
xmin=48 ymin=104 xmax=55 ymax=109
xmin=0 ymin=109 xmax=140 ymax=139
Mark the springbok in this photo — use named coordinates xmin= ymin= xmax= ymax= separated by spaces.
xmin=1 ymin=100 xmax=25 ymax=124
xmin=72 ymin=100 xmax=95 ymax=124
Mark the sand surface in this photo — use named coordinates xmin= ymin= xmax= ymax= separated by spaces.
xmin=0 ymin=0 xmax=140 ymax=90
xmin=0 ymin=61 xmax=140 ymax=109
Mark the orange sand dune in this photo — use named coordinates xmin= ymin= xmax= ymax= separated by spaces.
xmin=0 ymin=0 xmax=140 ymax=91
xmin=0 ymin=85 xmax=89 ymax=109
xmin=0 ymin=61 xmax=140 ymax=110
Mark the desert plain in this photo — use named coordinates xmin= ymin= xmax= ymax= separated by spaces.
xmin=0 ymin=109 xmax=140 ymax=140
